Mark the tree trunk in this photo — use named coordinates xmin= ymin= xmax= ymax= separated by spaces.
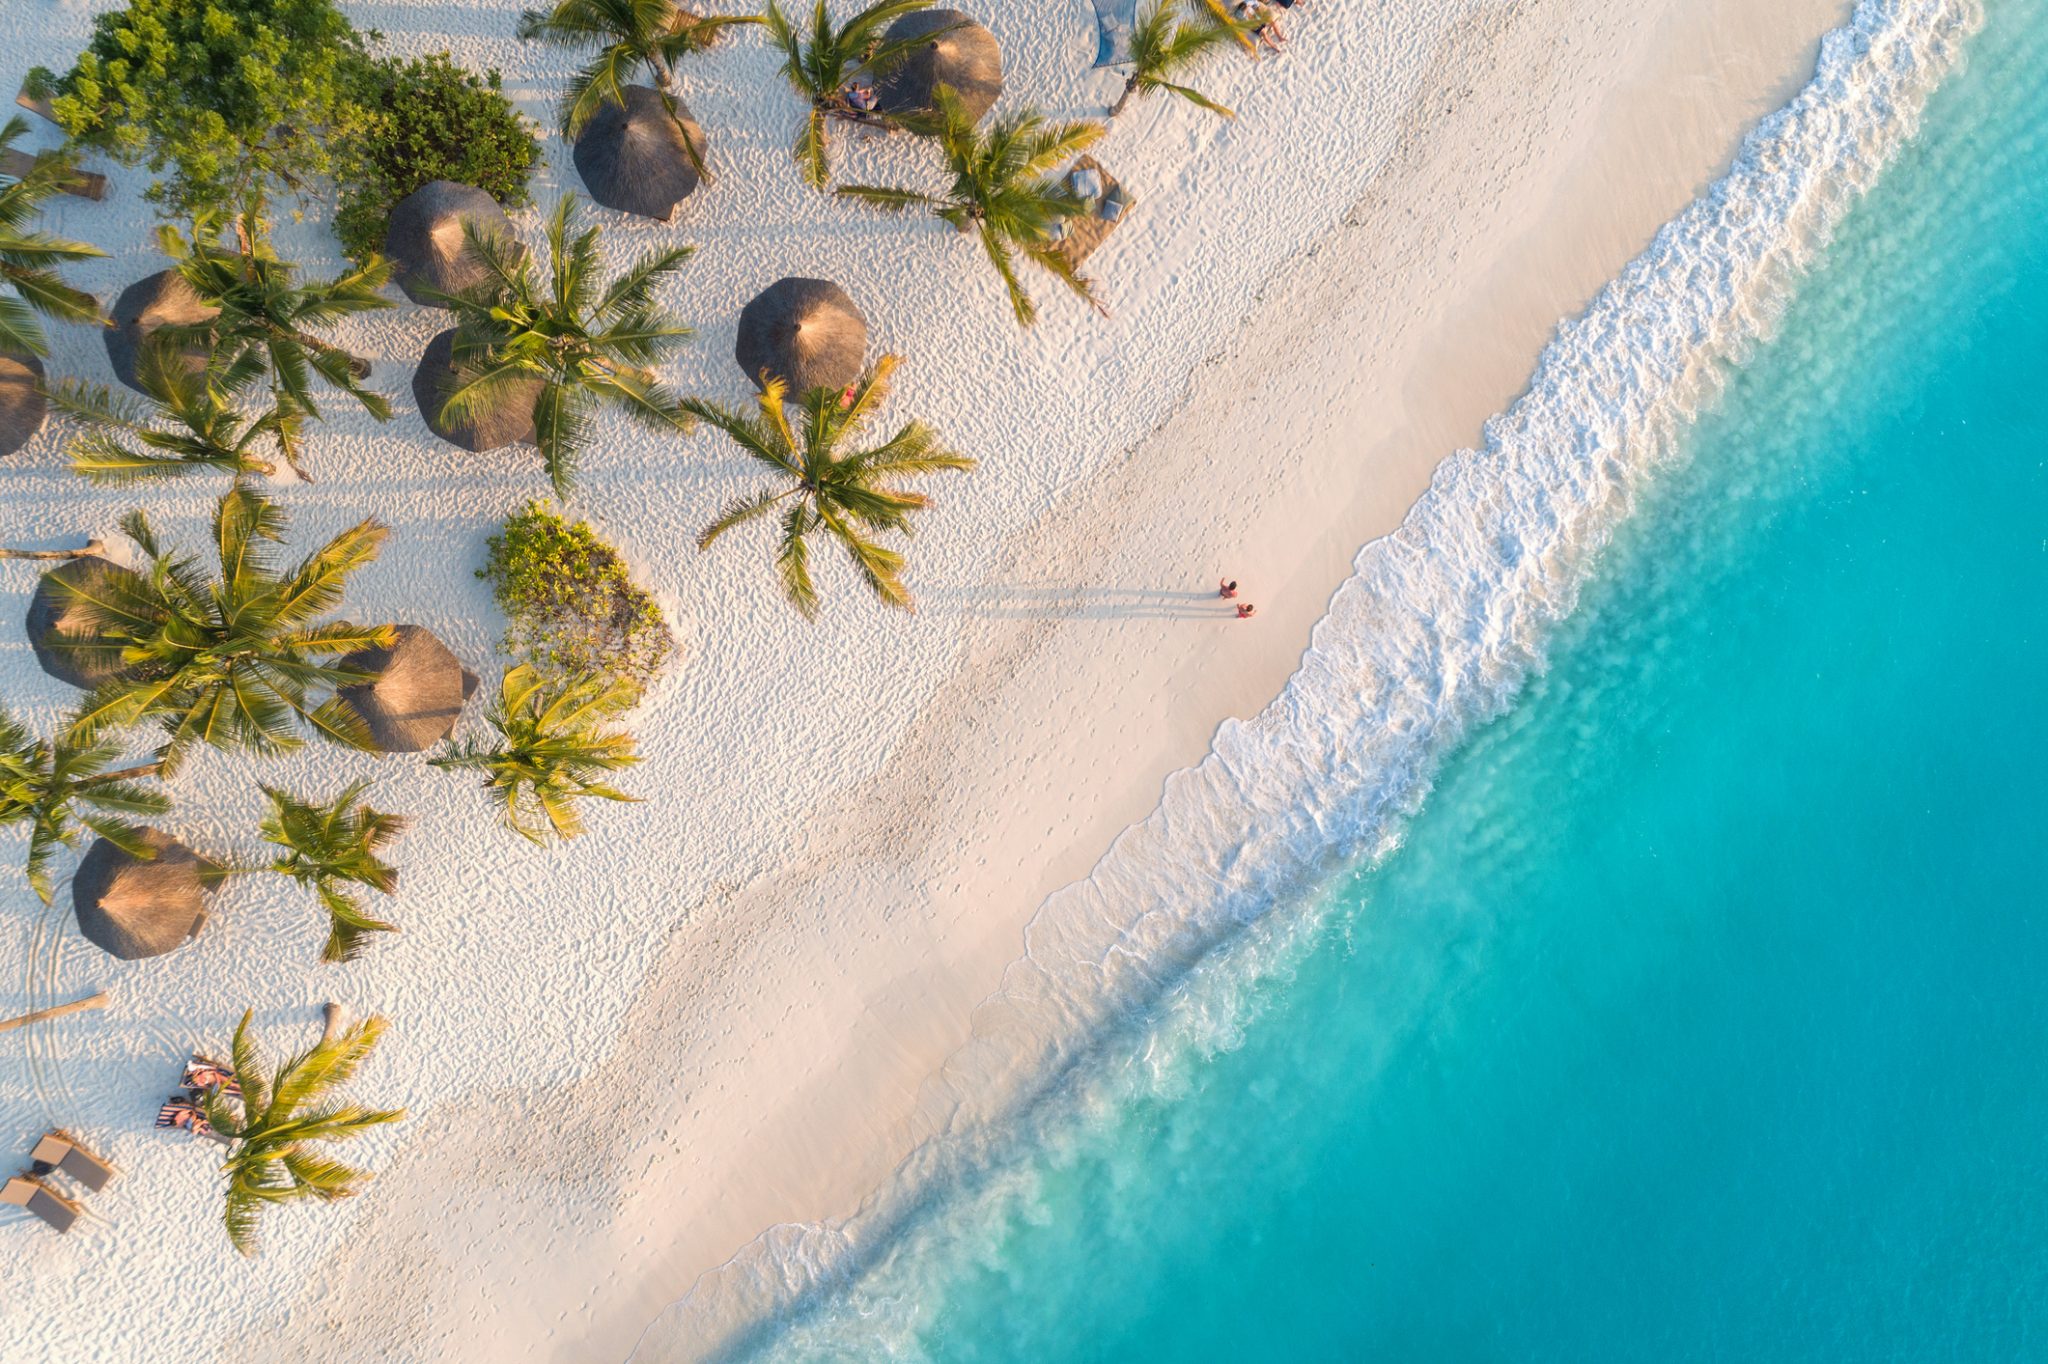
xmin=87 ymin=761 xmax=163 ymax=784
xmin=321 ymin=1001 xmax=349 ymax=1043
xmin=1109 ymin=78 xmax=1138 ymax=117
xmin=0 ymin=991 xmax=109 ymax=1034
xmin=0 ymin=537 xmax=105 ymax=560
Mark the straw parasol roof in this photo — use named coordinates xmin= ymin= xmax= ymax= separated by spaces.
xmin=336 ymin=624 xmax=479 ymax=752
xmin=72 ymin=828 xmax=220 ymax=961
xmin=0 ymin=352 xmax=45 ymax=458
xmin=413 ymin=329 xmax=541 ymax=452
xmin=384 ymin=180 xmax=526 ymax=307
xmin=872 ymin=9 xmax=1004 ymax=124
xmin=573 ymin=86 xmax=708 ymax=223
xmin=25 ymin=556 xmax=146 ymax=690
xmin=105 ymin=270 xmax=217 ymax=395
xmin=734 ymin=278 xmax=868 ymax=397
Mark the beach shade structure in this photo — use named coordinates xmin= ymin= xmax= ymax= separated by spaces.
xmin=0 ymin=351 xmax=45 ymax=457
xmin=105 ymin=269 xmax=218 ymax=395
xmin=72 ymin=827 xmax=222 ymax=961
xmin=336 ymin=624 xmax=480 ymax=752
xmin=384 ymin=180 xmax=526 ymax=307
xmin=734 ymin=278 xmax=868 ymax=396
xmin=572 ymin=87 xmax=708 ymax=223
xmin=25 ymin=556 xmax=147 ymax=690
xmin=872 ymin=10 xmax=1005 ymax=125
xmin=413 ymin=329 xmax=541 ymax=452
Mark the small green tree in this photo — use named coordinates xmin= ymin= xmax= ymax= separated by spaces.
xmin=838 ymin=87 xmax=1106 ymax=325
xmin=760 ymin=0 xmax=939 ymax=188
xmin=684 ymin=356 xmax=974 ymax=617
xmin=1111 ymin=0 xmax=1240 ymax=118
xmin=46 ymin=344 xmax=282 ymax=485
xmin=432 ymin=195 xmax=694 ymax=495
xmin=0 ymin=117 xmax=106 ymax=358
xmin=0 ymin=708 xmax=168 ymax=905
xmin=481 ymin=502 xmax=675 ymax=687
xmin=202 ymin=1008 xmax=405 ymax=1257
xmin=27 ymin=0 xmax=367 ymax=219
xmin=330 ymin=54 xmax=541 ymax=262
xmin=59 ymin=487 xmax=394 ymax=768
xmin=430 ymin=664 xmax=640 ymax=844
xmin=157 ymin=224 xmax=394 ymax=477
xmin=517 ymin=0 xmax=754 ymax=179
xmin=260 ymin=781 xmax=406 ymax=964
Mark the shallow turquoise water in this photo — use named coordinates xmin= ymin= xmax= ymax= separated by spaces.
xmin=765 ymin=3 xmax=2048 ymax=1358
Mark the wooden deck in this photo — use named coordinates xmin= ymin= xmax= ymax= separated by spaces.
xmin=1054 ymin=156 xmax=1132 ymax=269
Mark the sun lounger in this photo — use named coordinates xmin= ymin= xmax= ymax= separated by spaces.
xmin=155 ymin=1098 xmax=230 ymax=1145
xmin=0 ymin=148 xmax=108 ymax=201
xmin=29 ymin=1132 xmax=114 ymax=1193
xmin=14 ymin=81 xmax=58 ymax=125
xmin=180 ymin=1054 xmax=241 ymax=1099
xmin=2 ymin=1175 xmax=81 ymax=1233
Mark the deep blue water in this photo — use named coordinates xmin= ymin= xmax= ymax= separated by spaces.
xmin=765 ymin=3 xmax=2048 ymax=1358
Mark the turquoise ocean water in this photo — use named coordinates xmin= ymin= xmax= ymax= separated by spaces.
xmin=724 ymin=2 xmax=2046 ymax=1357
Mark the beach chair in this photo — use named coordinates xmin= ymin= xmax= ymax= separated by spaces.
xmin=2 ymin=1175 xmax=81 ymax=1233
xmin=179 ymin=1053 xmax=241 ymax=1100
xmin=0 ymin=147 xmax=108 ymax=201
xmin=14 ymin=81 xmax=59 ymax=126
xmin=155 ymin=1098 xmax=233 ymax=1147
xmin=29 ymin=1132 xmax=114 ymax=1193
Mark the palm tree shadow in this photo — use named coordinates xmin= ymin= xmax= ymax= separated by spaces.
xmin=932 ymin=583 xmax=1225 ymax=621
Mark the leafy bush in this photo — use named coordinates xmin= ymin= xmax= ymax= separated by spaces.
xmin=28 ymin=0 xmax=366 ymax=217
xmin=331 ymin=54 xmax=540 ymax=263
xmin=480 ymin=502 xmax=675 ymax=688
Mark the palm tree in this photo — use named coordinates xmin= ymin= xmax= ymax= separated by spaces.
xmin=157 ymin=222 xmax=394 ymax=474
xmin=44 ymin=343 xmax=282 ymax=484
xmin=838 ymin=87 xmax=1106 ymax=325
xmin=200 ymin=1008 xmax=405 ymax=1257
xmin=0 ymin=116 xmax=104 ymax=358
xmin=761 ymin=0 xmax=938 ymax=187
xmin=58 ymin=487 xmax=394 ymax=770
xmin=429 ymin=664 xmax=640 ymax=844
xmin=1111 ymin=0 xmax=1240 ymax=118
xmin=0 ymin=707 xmax=169 ymax=904
xmin=432 ymin=195 xmax=694 ymax=495
xmin=259 ymin=781 xmax=406 ymax=964
xmin=683 ymin=356 xmax=973 ymax=616
xmin=517 ymin=0 xmax=755 ymax=178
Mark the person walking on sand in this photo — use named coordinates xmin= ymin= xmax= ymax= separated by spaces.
xmin=1236 ymin=603 xmax=1257 ymax=619
xmin=1219 ymin=578 xmax=1239 ymax=598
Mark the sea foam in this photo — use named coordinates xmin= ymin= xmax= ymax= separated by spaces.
xmin=631 ymin=0 xmax=1983 ymax=1356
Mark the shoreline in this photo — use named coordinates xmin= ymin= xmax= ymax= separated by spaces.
xmin=262 ymin=1 xmax=1858 ymax=1360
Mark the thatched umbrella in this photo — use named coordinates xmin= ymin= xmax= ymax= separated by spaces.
xmin=336 ymin=624 xmax=479 ymax=752
xmin=384 ymin=180 xmax=526 ymax=307
xmin=25 ymin=556 xmax=146 ymax=690
xmin=412 ymin=329 xmax=541 ymax=452
xmin=0 ymin=352 xmax=45 ymax=458
xmin=105 ymin=269 xmax=217 ymax=395
xmin=734 ymin=278 xmax=868 ymax=396
xmin=573 ymin=87 xmax=708 ymax=223
xmin=73 ymin=828 xmax=220 ymax=961
xmin=872 ymin=9 xmax=1004 ymax=124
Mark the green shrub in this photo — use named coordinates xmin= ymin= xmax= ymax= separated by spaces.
xmin=331 ymin=54 xmax=540 ymax=263
xmin=28 ymin=0 xmax=366 ymax=218
xmin=480 ymin=502 xmax=675 ymax=688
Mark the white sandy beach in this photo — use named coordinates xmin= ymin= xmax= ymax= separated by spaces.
xmin=0 ymin=0 xmax=1872 ymax=1358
